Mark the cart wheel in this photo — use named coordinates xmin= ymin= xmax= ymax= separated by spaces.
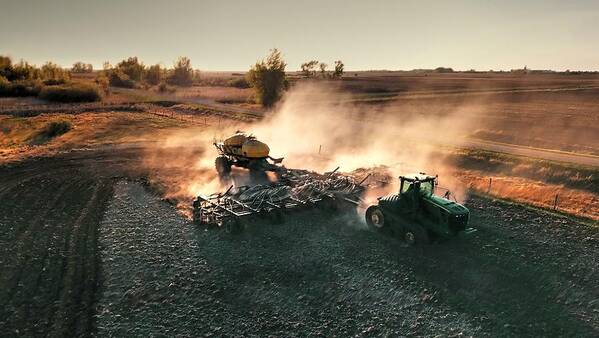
xmin=365 ymin=205 xmax=385 ymax=230
xmin=215 ymin=156 xmax=231 ymax=178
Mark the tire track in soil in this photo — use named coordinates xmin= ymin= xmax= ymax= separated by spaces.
xmin=48 ymin=179 xmax=111 ymax=336
xmin=1 ymin=178 xmax=72 ymax=303
xmin=1 ymin=148 xmax=597 ymax=336
xmin=1 ymin=175 xmax=91 ymax=335
xmin=95 ymin=181 xmax=480 ymax=337
xmin=0 ymin=167 xmax=115 ymax=336
xmin=95 ymin=181 xmax=598 ymax=337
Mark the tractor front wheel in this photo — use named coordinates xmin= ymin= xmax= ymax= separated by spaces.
xmin=365 ymin=205 xmax=386 ymax=230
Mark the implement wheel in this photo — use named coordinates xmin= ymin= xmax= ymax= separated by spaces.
xmin=365 ymin=205 xmax=386 ymax=230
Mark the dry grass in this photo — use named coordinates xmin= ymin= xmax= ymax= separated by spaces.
xmin=458 ymin=170 xmax=598 ymax=221
xmin=0 ymin=112 xmax=187 ymax=163
xmin=446 ymin=149 xmax=599 ymax=221
xmin=172 ymin=86 xmax=252 ymax=103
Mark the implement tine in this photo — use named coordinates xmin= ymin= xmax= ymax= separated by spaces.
xmin=358 ymin=173 xmax=371 ymax=186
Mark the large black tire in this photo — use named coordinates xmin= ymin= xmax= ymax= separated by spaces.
xmin=365 ymin=205 xmax=386 ymax=230
xmin=403 ymin=224 xmax=430 ymax=246
xmin=215 ymin=156 xmax=231 ymax=179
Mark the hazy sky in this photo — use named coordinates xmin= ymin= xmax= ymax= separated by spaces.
xmin=1 ymin=0 xmax=598 ymax=71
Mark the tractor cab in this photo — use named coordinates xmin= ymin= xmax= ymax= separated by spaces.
xmin=399 ymin=173 xmax=436 ymax=197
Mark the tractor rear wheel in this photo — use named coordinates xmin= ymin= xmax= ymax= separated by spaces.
xmin=365 ymin=205 xmax=386 ymax=230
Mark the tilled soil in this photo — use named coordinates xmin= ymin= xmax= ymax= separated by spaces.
xmin=96 ymin=181 xmax=598 ymax=337
xmin=0 ymin=149 xmax=598 ymax=337
xmin=96 ymin=181 xmax=478 ymax=337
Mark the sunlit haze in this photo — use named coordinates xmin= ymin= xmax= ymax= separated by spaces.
xmin=1 ymin=0 xmax=598 ymax=71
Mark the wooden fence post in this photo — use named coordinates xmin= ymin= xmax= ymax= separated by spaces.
xmin=487 ymin=178 xmax=492 ymax=193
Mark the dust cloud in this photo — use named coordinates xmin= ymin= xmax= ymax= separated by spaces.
xmin=141 ymin=82 xmax=480 ymax=216
xmin=252 ymin=82 xmax=477 ymax=202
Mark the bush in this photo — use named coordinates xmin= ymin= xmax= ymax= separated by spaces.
xmin=0 ymin=79 xmax=43 ymax=97
xmin=41 ymin=62 xmax=70 ymax=83
xmin=107 ymin=69 xmax=136 ymax=88
xmin=43 ymin=78 xmax=68 ymax=86
xmin=10 ymin=61 xmax=40 ymax=81
xmin=39 ymin=84 xmax=102 ymax=102
xmin=95 ymin=73 xmax=110 ymax=93
xmin=247 ymin=49 xmax=287 ymax=107
xmin=0 ymin=56 xmax=12 ymax=79
xmin=228 ymin=77 xmax=250 ymax=88
xmin=115 ymin=57 xmax=144 ymax=82
xmin=167 ymin=57 xmax=193 ymax=86
xmin=158 ymin=82 xmax=175 ymax=93
xmin=0 ymin=75 xmax=8 ymax=90
xmin=333 ymin=60 xmax=344 ymax=78
xmin=71 ymin=62 xmax=93 ymax=73
xmin=145 ymin=64 xmax=163 ymax=85
xmin=434 ymin=67 xmax=454 ymax=73
xmin=43 ymin=121 xmax=71 ymax=137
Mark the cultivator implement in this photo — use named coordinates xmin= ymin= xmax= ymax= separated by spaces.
xmin=192 ymin=169 xmax=368 ymax=231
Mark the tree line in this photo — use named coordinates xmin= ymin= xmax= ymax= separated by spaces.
xmin=1 ymin=51 xmax=345 ymax=107
xmin=300 ymin=60 xmax=344 ymax=79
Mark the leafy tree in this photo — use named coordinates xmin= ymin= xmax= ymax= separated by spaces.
xmin=108 ymin=69 xmax=135 ymax=88
xmin=145 ymin=64 xmax=163 ymax=85
xmin=0 ymin=56 xmax=12 ymax=79
xmin=41 ymin=62 xmax=70 ymax=83
xmin=319 ymin=62 xmax=328 ymax=78
xmin=434 ymin=67 xmax=454 ymax=73
xmin=95 ymin=72 xmax=110 ymax=93
xmin=72 ymin=62 xmax=93 ymax=73
xmin=247 ymin=49 xmax=287 ymax=107
xmin=167 ymin=57 xmax=193 ymax=86
xmin=300 ymin=60 xmax=319 ymax=77
xmin=192 ymin=69 xmax=201 ymax=84
xmin=116 ymin=57 xmax=144 ymax=82
xmin=11 ymin=60 xmax=40 ymax=81
xmin=333 ymin=60 xmax=344 ymax=78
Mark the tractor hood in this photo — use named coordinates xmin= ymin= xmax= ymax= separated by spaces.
xmin=425 ymin=195 xmax=469 ymax=215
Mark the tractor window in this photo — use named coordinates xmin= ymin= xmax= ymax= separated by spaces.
xmin=420 ymin=181 xmax=434 ymax=196
xmin=401 ymin=181 xmax=412 ymax=194
xmin=401 ymin=180 xmax=434 ymax=196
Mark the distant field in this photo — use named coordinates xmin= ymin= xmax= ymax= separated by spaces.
xmin=87 ymin=71 xmax=599 ymax=155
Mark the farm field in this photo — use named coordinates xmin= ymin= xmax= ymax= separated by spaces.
xmin=0 ymin=72 xmax=598 ymax=336
xmin=0 ymin=147 xmax=597 ymax=337
xmin=72 ymin=71 xmax=599 ymax=156
xmin=3 ymin=1 xmax=599 ymax=336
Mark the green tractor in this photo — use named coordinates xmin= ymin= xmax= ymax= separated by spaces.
xmin=365 ymin=173 xmax=475 ymax=245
